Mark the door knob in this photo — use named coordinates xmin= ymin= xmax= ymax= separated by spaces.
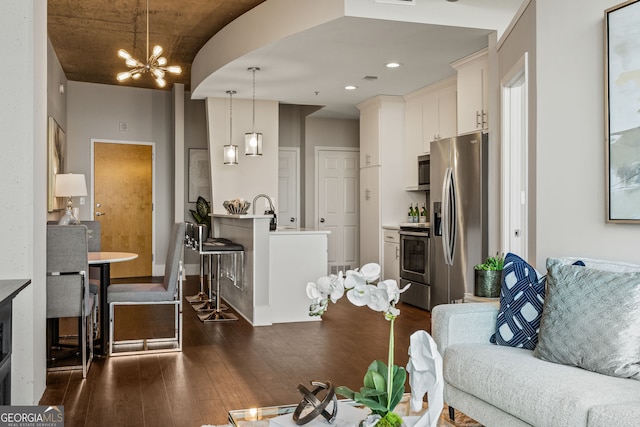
xmin=96 ymin=212 xmax=106 ymax=216
xmin=290 ymin=217 xmax=295 ymax=222
xmin=320 ymin=218 xmax=325 ymax=223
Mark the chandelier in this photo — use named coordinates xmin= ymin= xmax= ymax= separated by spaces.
xmin=116 ymin=0 xmax=181 ymax=88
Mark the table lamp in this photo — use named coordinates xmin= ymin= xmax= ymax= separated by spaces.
xmin=55 ymin=173 xmax=87 ymax=225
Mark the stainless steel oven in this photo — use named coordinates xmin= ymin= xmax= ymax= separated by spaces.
xmin=399 ymin=226 xmax=430 ymax=310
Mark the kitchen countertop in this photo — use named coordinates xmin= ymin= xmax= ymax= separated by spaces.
xmin=399 ymin=222 xmax=430 ymax=228
xmin=210 ymin=213 xmax=273 ymax=219
xmin=271 ymin=227 xmax=330 ymax=235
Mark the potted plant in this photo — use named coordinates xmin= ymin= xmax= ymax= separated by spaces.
xmin=474 ymin=253 xmax=504 ymax=298
xmin=190 ymin=196 xmax=211 ymax=238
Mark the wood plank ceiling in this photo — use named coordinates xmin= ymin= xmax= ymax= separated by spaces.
xmin=47 ymin=0 xmax=266 ymax=91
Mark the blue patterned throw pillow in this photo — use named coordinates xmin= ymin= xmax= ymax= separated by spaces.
xmin=490 ymin=253 xmax=546 ymax=349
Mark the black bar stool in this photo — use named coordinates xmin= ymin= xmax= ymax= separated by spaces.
xmin=196 ymin=238 xmax=244 ymax=322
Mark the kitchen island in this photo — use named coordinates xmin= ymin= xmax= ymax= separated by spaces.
xmin=210 ymin=214 xmax=329 ymax=326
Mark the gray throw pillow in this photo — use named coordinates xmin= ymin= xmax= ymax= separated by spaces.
xmin=533 ymin=258 xmax=640 ymax=380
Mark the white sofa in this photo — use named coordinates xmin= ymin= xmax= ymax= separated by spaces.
xmin=432 ymin=302 xmax=640 ymax=426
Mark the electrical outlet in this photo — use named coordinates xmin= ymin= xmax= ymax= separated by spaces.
xmin=79 ymin=197 xmax=85 ymax=205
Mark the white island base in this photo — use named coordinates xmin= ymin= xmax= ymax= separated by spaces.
xmin=211 ymin=214 xmax=328 ymax=326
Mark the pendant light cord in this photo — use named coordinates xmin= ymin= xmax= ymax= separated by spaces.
xmin=252 ymin=68 xmax=256 ymax=132
xmin=146 ymin=0 xmax=150 ymax=62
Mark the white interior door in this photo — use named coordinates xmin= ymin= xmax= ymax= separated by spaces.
xmin=317 ymin=149 xmax=359 ymax=274
xmin=278 ymin=148 xmax=300 ymax=228
xmin=501 ymin=54 xmax=529 ymax=258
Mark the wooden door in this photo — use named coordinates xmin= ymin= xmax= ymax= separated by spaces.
xmin=94 ymin=142 xmax=153 ymax=278
xmin=318 ymin=149 xmax=359 ymax=274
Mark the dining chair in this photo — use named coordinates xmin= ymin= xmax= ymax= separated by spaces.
xmin=107 ymin=222 xmax=185 ymax=356
xmin=46 ymin=224 xmax=95 ymax=378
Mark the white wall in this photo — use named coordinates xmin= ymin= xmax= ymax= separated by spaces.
xmin=205 ymin=97 xmax=279 ymax=213
xmin=535 ymin=0 xmax=640 ymax=266
xmin=66 ymin=81 xmax=174 ymax=272
xmin=0 ymin=0 xmax=47 ymax=404
xmin=499 ymin=0 xmax=640 ymax=269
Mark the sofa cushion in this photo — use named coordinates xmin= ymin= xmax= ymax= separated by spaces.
xmin=533 ymin=258 xmax=640 ymax=380
xmin=490 ymin=253 xmax=545 ymax=349
xmin=587 ymin=403 xmax=640 ymax=427
xmin=443 ymin=343 xmax=640 ymax=427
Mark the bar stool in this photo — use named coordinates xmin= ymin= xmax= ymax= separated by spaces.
xmin=197 ymin=238 xmax=244 ymax=323
xmin=184 ymin=222 xmax=208 ymax=305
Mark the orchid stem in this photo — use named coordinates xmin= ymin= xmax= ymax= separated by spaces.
xmin=387 ymin=316 xmax=395 ymax=412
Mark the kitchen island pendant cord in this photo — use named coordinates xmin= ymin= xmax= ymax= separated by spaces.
xmin=224 ymin=90 xmax=238 ymax=165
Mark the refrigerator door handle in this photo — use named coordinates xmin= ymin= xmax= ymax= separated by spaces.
xmin=448 ymin=168 xmax=457 ymax=265
xmin=441 ymin=168 xmax=453 ymax=266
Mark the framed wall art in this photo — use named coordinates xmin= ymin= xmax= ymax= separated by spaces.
xmin=605 ymin=0 xmax=640 ymax=222
xmin=47 ymin=117 xmax=66 ymax=212
xmin=188 ymin=148 xmax=211 ymax=203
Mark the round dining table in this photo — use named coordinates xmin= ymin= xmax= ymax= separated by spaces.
xmin=88 ymin=252 xmax=138 ymax=355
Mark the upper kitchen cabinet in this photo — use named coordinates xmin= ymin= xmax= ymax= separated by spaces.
xmin=452 ymin=48 xmax=488 ymax=135
xmin=403 ymin=77 xmax=456 ymax=189
xmin=357 ymin=96 xmax=406 ymax=265
xmin=359 ymin=99 xmax=381 ymax=167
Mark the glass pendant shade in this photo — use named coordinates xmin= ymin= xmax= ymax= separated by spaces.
xmin=244 ymin=132 xmax=263 ymax=156
xmin=223 ymin=144 xmax=238 ymax=165
xmin=245 ymin=67 xmax=263 ymax=156
xmin=224 ymin=90 xmax=238 ymax=165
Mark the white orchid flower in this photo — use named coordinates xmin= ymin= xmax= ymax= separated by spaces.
xmin=360 ymin=263 xmax=381 ymax=282
xmin=344 ymin=270 xmax=366 ymax=290
xmin=306 ymin=281 xmax=322 ymax=299
xmin=367 ymin=287 xmax=391 ymax=312
xmin=377 ymin=279 xmax=411 ymax=305
xmin=346 ymin=279 xmax=372 ymax=306
xmin=318 ymin=274 xmax=345 ymax=303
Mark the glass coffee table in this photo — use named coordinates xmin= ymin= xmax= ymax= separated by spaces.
xmin=228 ymin=394 xmax=477 ymax=427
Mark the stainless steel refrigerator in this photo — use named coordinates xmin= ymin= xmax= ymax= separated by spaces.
xmin=430 ymin=132 xmax=488 ymax=308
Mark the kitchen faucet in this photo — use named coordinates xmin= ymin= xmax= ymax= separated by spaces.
xmin=252 ymin=194 xmax=277 ymax=230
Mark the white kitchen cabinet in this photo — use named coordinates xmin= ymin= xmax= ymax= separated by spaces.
xmin=357 ymin=96 xmax=405 ymax=266
xmin=360 ymin=166 xmax=380 ymax=265
xmin=359 ymin=101 xmax=380 ymax=167
xmin=452 ymin=48 xmax=488 ymax=135
xmin=403 ymin=77 xmax=457 ymax=189
xmin=382 ymin=228 xmax=400 ymax=283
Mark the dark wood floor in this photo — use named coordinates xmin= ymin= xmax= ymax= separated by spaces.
xmin=40 ymin=275 xmax=432 ymax=427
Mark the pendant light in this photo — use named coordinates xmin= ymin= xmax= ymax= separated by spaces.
xmin=224 ymin=90 xmax=239 ymax=165
xmin=244 ymin=67 xmax=263 ymax=156
xmin=116 ymin=0 xmax=182 ymax=88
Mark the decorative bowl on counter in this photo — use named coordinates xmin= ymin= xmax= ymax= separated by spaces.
xmin=223 ymin=199 xmax=251 ymax=215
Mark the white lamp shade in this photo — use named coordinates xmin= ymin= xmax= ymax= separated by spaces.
xmin=244 ymin=132 xmax=263 ymax=156
xmin=55 ymin=173 xmax=88 ymax=197
xmin=223 ymin=144 xmax=239 ymax=165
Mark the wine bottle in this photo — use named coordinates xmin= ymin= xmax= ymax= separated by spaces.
xmin=420 ymin=203 xmax=427 ymax=223
xmin=407 ymin=203 xmax=414 ymax=223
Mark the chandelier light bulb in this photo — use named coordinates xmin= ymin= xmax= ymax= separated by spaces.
xmin=117 ymin=71 xmax=132 ymax=81
xmin=118 ymin=49 xmax=132 ymax=60
xmin=155 ymin=78 xmax=166 ymax=88
xmin=157 ymin=57 xmax=167 ymax=66
xmin=166 ymin=66 xmax=182 ymax=74
xmin=152 ymin=45 xmax=163 ymax=57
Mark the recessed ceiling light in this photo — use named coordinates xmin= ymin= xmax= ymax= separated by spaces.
xmin=386 ymin=62 xmax=402 ymax=68
xmin=345 ymin=85 xmax=358 ymax=90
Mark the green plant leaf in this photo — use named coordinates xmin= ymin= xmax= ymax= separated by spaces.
xmin=364 ymin=369 xmax=386 ymax=392
xmin=388 ymin=366 xmax=406 ymax=410
xmin=335 ymin=386 xmax=355 ymax=400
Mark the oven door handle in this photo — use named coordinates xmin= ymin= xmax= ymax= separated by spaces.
xmin=399 ymin=231 xmax=430 ymax=237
